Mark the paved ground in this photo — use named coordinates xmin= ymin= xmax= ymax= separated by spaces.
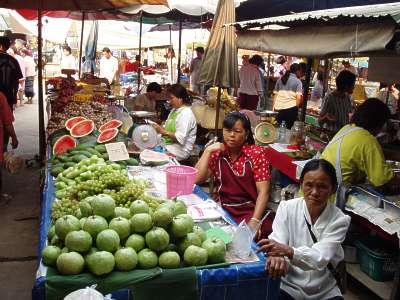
xmin=0 ymin=95 xmax=384 ymax=299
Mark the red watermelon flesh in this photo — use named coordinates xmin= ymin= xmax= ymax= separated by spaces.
xmin=97 ymin=128 xmax=119 ymax=143
xmin=53 ymin=135 xmax=77 ymax=155
xmin=99 ymin=119 xmax=123 ymax=132
xmin=70 ymin=120 xmax=95 ymax=138
xmin=65 ymin=116 xmax=86 ymax=130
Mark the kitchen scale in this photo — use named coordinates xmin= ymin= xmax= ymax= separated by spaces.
xmin=254 ymin=110 xmax=278 ymax=145
xmin=129 ymin=124 xmax=158 ymax=153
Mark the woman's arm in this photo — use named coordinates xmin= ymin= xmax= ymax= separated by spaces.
xmin=152 ymin=123 xmax=177 ymax=142
xmin=5 ymin=124 xmax=18 ymax=149
xmin=195 ymin=143 xmax=224 ymax=184
xmin=248 ymin=180 xmax=270 ymax=230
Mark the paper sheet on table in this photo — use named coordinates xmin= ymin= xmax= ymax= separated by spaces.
xmin=346 ymin=195 xmax=400 ymax=242
xmin=187 ymin=200 xmax=224 ymax=221
xmin=269 ymin=143 xmax=299 ymax=153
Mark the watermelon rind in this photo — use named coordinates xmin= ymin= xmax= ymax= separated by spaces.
xmin=99 ymin=119 xmax=123 ymax=133
xmin=70 ymin=120 xmax=95 ymax=138
xmin=53 ymin=135 xmax=77 ymax=155
xmin=65 ymin=116 xmax=86 ymax=131
xmin=97 ymin=128 xmax=119 ymax=143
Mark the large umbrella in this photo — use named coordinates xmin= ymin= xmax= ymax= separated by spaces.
xmin=197 ymin=0 xmax=238 ymax=131
xmin=81 ymin=20 xmax=99 ymax=75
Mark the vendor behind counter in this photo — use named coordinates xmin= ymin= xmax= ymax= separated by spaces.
xmin=125 ymin=82 xmax=162 ymax=112
xmin=321 ymin=98 xmax=400 ymax=194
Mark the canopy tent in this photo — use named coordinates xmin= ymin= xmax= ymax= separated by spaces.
xmin=0 ymin=8 xmax=35 ymax=35
xmin=232 ymin=2 xmax=400 ymax=57
xmin=149 ymin=22 xmax=203 ymax=32
xmin=0 ymin=0 xmax=167 ymax=10
xmin=16 ymin=9 xmax=134 ymax=21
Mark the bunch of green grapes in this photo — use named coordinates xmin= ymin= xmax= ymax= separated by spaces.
xmin=103 ymin=189 xmax=120 ymax=203
xmin=99 ymin=171 xmax=129 ymax=189
xmin=77 ymin=180 xmax=105 ymax=194
xmin=142 ymin=194 xmax=162 ymax=210
xmin=117 ymin=182 xmax=144 ymax=205
xmin=51 ymin=198 xmax=79 ymax=221
xmin=92 ymin=165 xmax=117 ymax=179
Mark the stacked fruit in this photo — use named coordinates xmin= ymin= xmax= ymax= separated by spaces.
xmin=42 ymin=196 xmax=227 ymax=276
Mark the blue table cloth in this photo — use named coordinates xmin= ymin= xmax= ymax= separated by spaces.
xmin=32 ymin=153 xmax=280 ymax=300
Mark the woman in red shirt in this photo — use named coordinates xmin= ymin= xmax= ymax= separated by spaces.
xmin=195 ymin=112 xmax=273 ymax=238
xmin=1 ymin=92 xmax=18 ymax=201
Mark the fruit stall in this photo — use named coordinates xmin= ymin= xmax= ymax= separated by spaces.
xmin=31 ymin=102 xmax=280 ymax=299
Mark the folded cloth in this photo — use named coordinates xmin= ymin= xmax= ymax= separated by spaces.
xmin=45 ymin=267 xmax=161 ymax=300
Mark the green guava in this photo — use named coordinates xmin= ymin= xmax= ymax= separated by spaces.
xmin=96 ymin=229 xmax=120 ymax=253
xmin=183 ymin=245 xmax=208 ymax=266
xmin=109 ymin=217 xmax=131 ymax=240
xmin=55 ymin=215 xmax=81 ymax=240
xmin=158 ymin=251 xmax=181 ymax=269
xmin=130 ymin=213 xmax=153 ymax=233
xmin=137 ymin=249 xmax=158 ymax=269
xmin=56 ymin=252 xmax=85 ymax=275
xmin=41 ymin=245 xmax=61 ymax=266
xmin=125 ymin=234 xmax=146 ymax=252
xmin=114 ymin=247 xmax=138 ymax=271
xmin=65 ymin=230 xmax=93 ymax=253
xmin=145 ymin=227 xmax=170 ymax=252
xmin=83 ymin=215 xmax=108 ymax=239
xmin=86 ymin=251 xmax=115 ymax=276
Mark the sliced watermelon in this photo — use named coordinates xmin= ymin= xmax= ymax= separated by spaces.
xmin=53 ymin=135 xmax=77 ymax=155
xmin=99 ymin=119 xmax=123 ymax=132
xmin=97 ymin=128 xmax=119 ymax=143
xmin=70 ymin=119 xmax=95 ymax=138
xmin=65 ymin=116 xmax=86 ymax=131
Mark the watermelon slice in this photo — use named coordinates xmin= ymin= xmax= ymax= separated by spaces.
xmin=70 ymin=119 xmax=95 ymax=138
xmin=53 ymin=135 xmax=77 ymax=155
xmin=97 ymin=128 xmax=119 ymax=143
xmin=98 ymin=119 xmax=123 ymax=132
xmin=65 ymin=116 xmax=86 ymax=131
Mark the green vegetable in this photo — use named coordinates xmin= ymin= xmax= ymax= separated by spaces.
xmin=101 ymin=153 xmax=109 ymax=160
xmin=86 ymin=148 xmax=102 ymax=156
xmin=71 ymin=154 xmax=88 ymax=163
xmin=64 ymin=162 xmax=76 ymax=168
xmin=58 ymin=155 xmax=71 ymax=163
xmin=94 ymin=144 xmax=107 ymax=153
xmin=126 ymin=158 xmax=139 ymax=166
xmin=51 ymin=166 xmax=64 ymax=177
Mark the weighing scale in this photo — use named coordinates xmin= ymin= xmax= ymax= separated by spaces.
xmin=254 ymin=110 xmax=279 ymax=145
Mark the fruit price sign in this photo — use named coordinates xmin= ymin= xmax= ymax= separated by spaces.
xmin=105 ymin=142 xmax=129 ymax=162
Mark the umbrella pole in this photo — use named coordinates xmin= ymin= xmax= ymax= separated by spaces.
xmin=78 ymin=12 xmax=85 ymax=78
xmin=215 ymin=87 xmax=222 ymax=134
xmin=137 ymin=12 xmax=143 ymax=94
xmin=177 ymin=19 xmax=182 ymax=84
xmin=169 ymin=25 xmax=173 ymax=82
xmin=300 ymin=57 xmax=313 ymax=122
xmin=37 ymin=9 xmax=45 ymax=161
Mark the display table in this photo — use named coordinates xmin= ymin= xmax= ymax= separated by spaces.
xmin=32 ymin=155 xmax=280 ymax=300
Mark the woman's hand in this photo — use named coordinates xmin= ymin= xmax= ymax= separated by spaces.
xmin=257 ymin=239 xmax=294 ymax=259
xmin=247 ymin=218 xmax=261 ymax=240
xmin=11 ymin=136 xmax=18 ymax=149
xmin=205 ymin=142 xmax=225 ymax=153
xmin=266 ymin=256 xmax=288 ymax=279
xmin=152 ymin=123 xmax=165 ymax=135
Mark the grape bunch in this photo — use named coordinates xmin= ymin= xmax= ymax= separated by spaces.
xmin=116 ymin=182 xmax=145 ymax=205
xmin=99 ymin=171 xmax=129 ymax=189
xmin=51 ymin=198 xmax=80 ymax=221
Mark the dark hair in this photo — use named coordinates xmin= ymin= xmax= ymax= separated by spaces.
xmin=249 ymin=54 xmax=263 ymax=66
xmin=351 ymin=98 xmax=391 ymax=132
xmin=135 ymin=55 xmax=140 ymax=61
xmin=147 ymin=82 xmax=162 ymax=93
xmin=0 ymin=36 xmax=11 ymax=50
xmin=63 ymin=46 xmax=72 ymax=54
xmin=300 ymin=159 xmax=338 ymax=190
xmin=298 ymin=62 xmax=307 ymax=74
xmin=223 ymin=112 xmax=255 ymax=145
xmin=195 ymin=46 xmax=204 ymax=54
xmin=276 ymin=55 xmax=286 ymax=64
xmin=102 ymin=47 xmax=111 ymax=53
xmin=317 ymin=71 xmax=324 ymax=82
xmin=336 ymin=70 xmax=356 ymax=92
xmin=167 ymin=84 xmax=191 ymax=105
xmin=281 ymin=63 xmax=299 ymax=84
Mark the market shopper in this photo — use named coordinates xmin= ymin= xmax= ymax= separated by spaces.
xmin=152 ymin=84 xmax=197 ymax=161
xmin=99 ymin=47 xmax=119 ymax=84
xmin=128 ymin=82 xmax=162 ymax=112
xmin=321 ymin=98 xmax=400 ymax=194
xmin=238 ymin=55 xmax=264 ymax=110
xmin=20 ymin=48 xmax=35 ymax=104
xmin=195 ymin=111 xmax=273 ymax=237
xmin=258 ymin=159 xmax=350 ymax=300
xmin=378 ymin=83 xmax=399 ymax=116
xmin=60 ymin=46 xmax=77 ymax=72
xmin=319 ymin=70 xmax=356 ymax=132
xmin=189 ymin=46 xmax=204 ymax=94
xmin=273 ymin=63 xmax=305 ymax=129
xmin=309 ymin=72 xmax=324 ymax=107
xmin=7 ymin=46 xmax=25 ymax=107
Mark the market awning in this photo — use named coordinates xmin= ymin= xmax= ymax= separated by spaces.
xmin=0 ymin=0 xmax=167 ymax=10
xmin=236 ymin=21 xmax=397 ymax=57
xmin=231 ymin=2 xmax=400 ymax=28
xmin=16 ymin=9 xmax=134 ymax=21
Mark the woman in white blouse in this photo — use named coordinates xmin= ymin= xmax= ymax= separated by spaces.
xmin=257 ymin=159 xmax=351 ymax=300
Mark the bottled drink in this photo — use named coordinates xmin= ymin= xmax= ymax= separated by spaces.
xmin=278 ymin=121 xmax=286 ymax=143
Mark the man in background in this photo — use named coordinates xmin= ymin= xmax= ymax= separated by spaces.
xmin=189 ymin=46 xmax=204 ymax=94
xmin=99 ymin=47 xmax=118 ymax=84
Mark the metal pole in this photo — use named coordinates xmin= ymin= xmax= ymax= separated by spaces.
xmin=37 ymin=9 xmax=45 ymax=161
xmin=177 ymin=19 xmax=182 ymax=84
xmin=300 ymin=57 xmax=313 ymax=122
xmin=78 ymin=12 xmax=85 ymax=78
xmin=169 ymin=25 xmax=173 ymax=82
xmin=137 ymin=12 xmax=143 ymax=94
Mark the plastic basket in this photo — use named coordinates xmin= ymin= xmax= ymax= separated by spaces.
xmin=355 ymin=239 xmax=398 ymax=282
xmin=165 ymin=165 xmax=198 ymax=198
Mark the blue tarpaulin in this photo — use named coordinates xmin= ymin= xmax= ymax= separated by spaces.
xmin=82 ymin=20 xmax=98 ymax=75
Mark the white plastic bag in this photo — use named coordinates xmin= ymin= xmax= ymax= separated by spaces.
xmin=64 ymin=285 xmax=105 ymax=300
xmin=231 ymin=220 xmax=256 ymax=259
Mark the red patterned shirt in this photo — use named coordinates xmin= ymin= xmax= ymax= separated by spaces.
xmin=208 ymin=144 xmax=271 ymax=182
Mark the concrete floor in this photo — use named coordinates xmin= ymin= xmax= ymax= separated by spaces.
xmin=0 ymin=97 xmax=387 ymax=300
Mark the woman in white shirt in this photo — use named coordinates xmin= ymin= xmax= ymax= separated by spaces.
xmin=60 ymin=46 xmax=77 ymax=72
xmin=257 ymin=159 xmax=351 ymax=300
xmin=152 ymin=84 xmax=197 ymax=161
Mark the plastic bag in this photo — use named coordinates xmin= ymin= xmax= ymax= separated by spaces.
xmin=231 ymin=220 xmax=256 ymax=259
xmin=64 ymin=285 xmax=105 ymax=300
xmin=3 ymin=151 xmax=24 ymax=174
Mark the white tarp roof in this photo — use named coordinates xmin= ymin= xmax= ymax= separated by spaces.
xmin=0 ymin=8 xmax=35 ymax=35
xmin=236 ymin=21 xmax=396 ymax=57
xmin=121 ymin=0 xmax=246 ymax=15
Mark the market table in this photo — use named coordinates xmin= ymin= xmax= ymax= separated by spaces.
xmin=32 ymin=155 xmax=280 ymax=300
xmin=264 ymin=146 xmax=299 ymax=183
